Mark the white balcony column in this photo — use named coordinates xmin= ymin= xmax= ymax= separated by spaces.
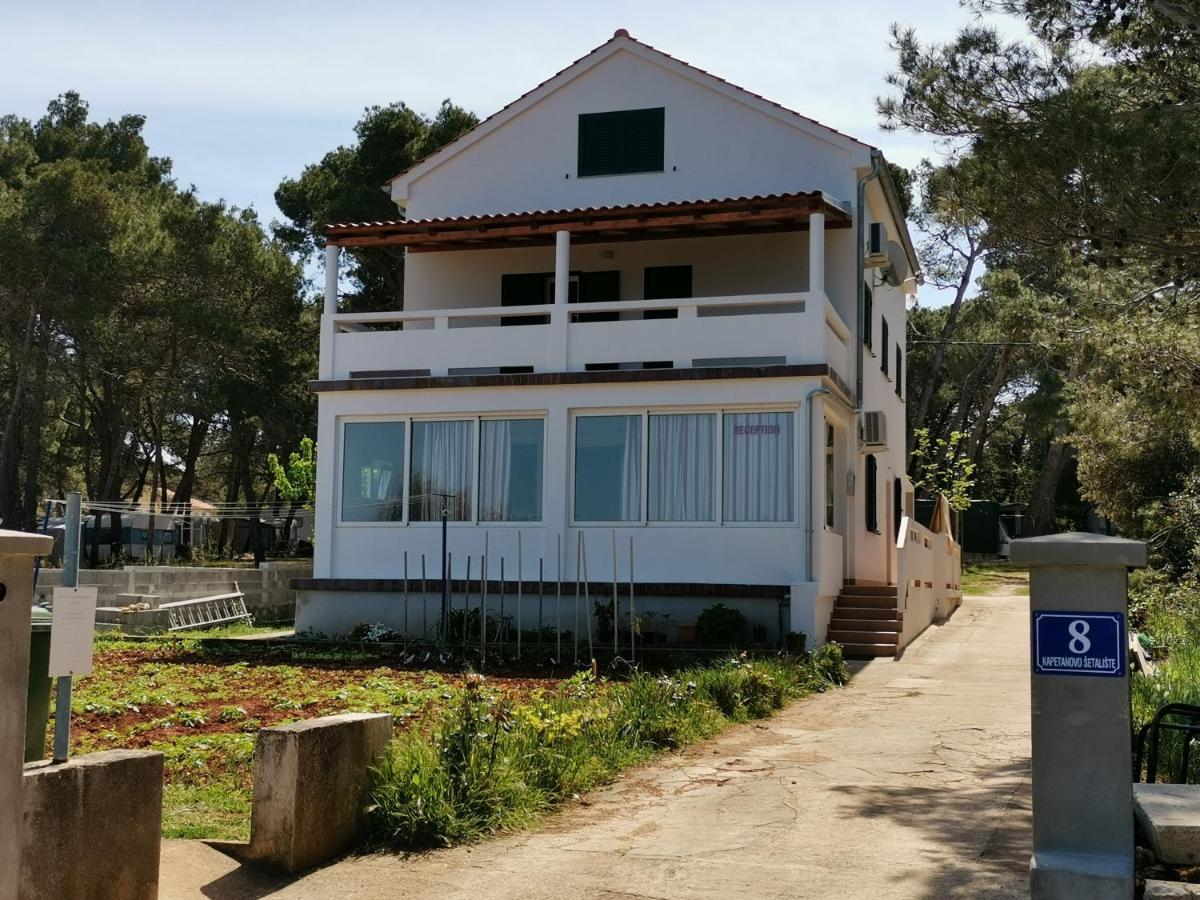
xmin=808 ymin=211 xmax=825 ymax=297
xmin=324 ymin=244 xmax=340 ymax=315
xmin=554 ymin=230 xmax=571 ymax=304
xmin=548 ymin=230 xmax=571 ymax=371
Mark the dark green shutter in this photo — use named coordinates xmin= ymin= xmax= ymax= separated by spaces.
xmin=881 ymin=319 xmax=889 ymax=374
xmin=866 ymin=455 xmax=879 ymax=533
xmin=863 ymin=287 xmax=873 ymax=349
xmin=578 ymin=108 xmax=664 ymax=177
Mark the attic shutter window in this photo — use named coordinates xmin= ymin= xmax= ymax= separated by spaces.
xmin=880 ymin=318 xmax=890 ymax=375
xmin=578 ymin=108 xmax=665 ymax=177
xmin=863 ymin=287 xmax=873 ymax=350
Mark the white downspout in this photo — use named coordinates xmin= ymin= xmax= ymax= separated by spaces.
xmin=804 ymin=386 xmax=831 ymax=581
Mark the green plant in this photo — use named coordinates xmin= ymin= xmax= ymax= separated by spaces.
xmin=696 ymin=603 xmax=748 ymax=647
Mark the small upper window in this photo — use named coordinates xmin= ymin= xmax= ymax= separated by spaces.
xmin=863 ymin=287 xmax=873 ymax=350
xmin=578 ymin=108 xmax=664 ymax=177
xmin=895 ymin=345 xmax=903 ymax=397
xmin=881 ymin=318 xmax=890 ymax=376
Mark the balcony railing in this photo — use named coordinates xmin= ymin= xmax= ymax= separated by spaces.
xmin=318 ymin=291 xmax=852 ymax=384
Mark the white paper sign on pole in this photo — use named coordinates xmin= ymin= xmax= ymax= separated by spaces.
xmin=49 ymin=586 xmax=98 ymax=677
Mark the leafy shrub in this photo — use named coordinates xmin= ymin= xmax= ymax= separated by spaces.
xmin=368 ymin=652 xmax=847 ymax=849
xmin=696 ymin=603 xmax=748 ymax=647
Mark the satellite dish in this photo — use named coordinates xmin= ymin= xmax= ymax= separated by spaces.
xmin=882 ymin=240 xmax=910 ymax=287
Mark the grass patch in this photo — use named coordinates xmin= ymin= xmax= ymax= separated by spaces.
xmin=61 ymin=635 xmax=554 ymax=840
xmin=960 ymin=562 xmax=1028 ymax=596
xmin=367 ymin=647 xmax=849 ymax=849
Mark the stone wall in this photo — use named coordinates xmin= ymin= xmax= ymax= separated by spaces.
xmin=35 ymin=560 xmax=311 ymax=624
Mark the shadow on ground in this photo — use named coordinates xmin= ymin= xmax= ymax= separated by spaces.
xmin=830 ymin=756 xmax=1032 ymax=899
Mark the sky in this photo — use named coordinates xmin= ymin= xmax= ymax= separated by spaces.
xmin=1 ymin=0 xmax=1026 ymax=306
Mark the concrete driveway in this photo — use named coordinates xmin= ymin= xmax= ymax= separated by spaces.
xmin=162 ymin=594 xmax=1032 ymax=900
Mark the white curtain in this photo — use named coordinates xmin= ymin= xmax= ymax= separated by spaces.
xmin=478 ymin=420 xmax=512 ymax=522
xmin=620 ymin=415 xmax=641 ymax=520
xmin=649 ymin=414 xmax=715 ymax=521
xmin=409 ymin=420 xmax=474 ymax=520
xmin=722 ymin=412 xmax=794 ymax=522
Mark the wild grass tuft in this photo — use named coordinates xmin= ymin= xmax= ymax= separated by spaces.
xmin=366 ymin=650 xmax=849 ymax=849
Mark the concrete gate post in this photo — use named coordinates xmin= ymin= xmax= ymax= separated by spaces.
xmin=0 ymin=529 xmax=54 ymax=899
xmin=1011 ymin=532 xmax=1147 ymax=900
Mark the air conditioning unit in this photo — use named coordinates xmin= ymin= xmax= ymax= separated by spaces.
xmin=865 ymin=222 xmax=889 ymax=268
xmin=860 ymin=411 xmax=887 ymax=448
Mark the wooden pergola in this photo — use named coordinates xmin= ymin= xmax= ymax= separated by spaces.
xmin=323 ymin=191 xmax=850 ymax=252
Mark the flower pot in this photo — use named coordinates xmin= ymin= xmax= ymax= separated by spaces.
xmin=677 ymin=623 xmax=698 ymax=644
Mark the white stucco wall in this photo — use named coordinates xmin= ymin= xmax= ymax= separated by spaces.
xmin=399 ymin=47 xmax=863 ymax=219
xmin=313 ymin=376 xmax=836 ymax=589
xmin=404 ymin=231 xmax=813 ymax=311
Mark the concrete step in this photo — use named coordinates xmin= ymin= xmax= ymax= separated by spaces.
xmin=827 ymin=629 xmax=899 ymax=646
xmin=828 ymin=617 xmax=900 ymax=633
xmin=835 ymin=642 xmax=898 ymax=658
xmin=840 ymin=583 xmax=897 ymax=597
xmin=835 ymin=594 xmax=897 ymax=610
xmin=828 ymin=606 xmax=900 ymax=621
xmin=1135 ymin=783 xmax=1200 ymax=865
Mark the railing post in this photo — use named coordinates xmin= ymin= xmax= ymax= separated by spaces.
xmin=808 ymin=211 xmax=825 ymax=297
xmin=324 ymin=244 xmax=340 ymax=316
xmin=548 ymin=230 xmax=571 ymax=371
xmin=1010 ymin=532 xmax=1146 ymax=900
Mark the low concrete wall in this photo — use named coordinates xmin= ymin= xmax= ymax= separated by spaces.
xmin=231 ymin=712 xmax=392 ymax=874
xmin=36 ymin=560 xmax=311 ymax=624
xmin=21 ymin=749 xmax=163 ymax=900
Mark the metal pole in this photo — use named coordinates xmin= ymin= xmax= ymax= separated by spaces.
xmin=420 ymin=554 xmax=427 ymax=640
xmin=537 ymin=558 xmax=544 ymax=656
xmin=463 ymin=555 xmax=472 ymax=650
xmin=574 ymin=531 xmax=581 ymax=666
xmin=499 ymin=557 xmax=506 ymax=645
xmin=403 ymin=551 xmax=409 ymax=635
xmin=53 ymin=491 xmax=82 ymax=763
xmin=481 ymin=532 xmax=489 ymax=664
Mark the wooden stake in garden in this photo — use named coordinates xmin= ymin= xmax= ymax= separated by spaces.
xmin=611 ymin=529 xmax=619 ymax=657
xmin=556 ymin=535 xmax=562 ymax=663
xmin=581 ymin=531 xmax=594 ymax=662
xmin=444 ymin=552 xmax=452 ymax=648
xmin=516 ymin=531 xmax=523 ymax=659
xmin=463 ymin=555 xmax=472 ymax=650
xmin=481 ymin=532 xmax=489 ymax=665
xmin=402 ymin=550 xmax=409 ymax=636
xmin=420 ymin=554 xmax=428 ymax=640
xmin=629 ymin=537 xmax=636 ymax=667
xmin=574 ymin=531 xmax=582 ymax=666
xmin=499 ymin=557 xmax=506 ymax=646
xmin=537 ymin=557 xmax=544 ymax=656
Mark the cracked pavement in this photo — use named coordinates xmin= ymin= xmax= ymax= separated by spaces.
xmin=162 ymin=594 xmax=1032 ymax=900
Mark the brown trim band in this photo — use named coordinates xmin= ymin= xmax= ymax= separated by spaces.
xmin=311 ymin=363 xmax=835 ymax=393
xmin=293 ymin=578 xmax=788 ymax=600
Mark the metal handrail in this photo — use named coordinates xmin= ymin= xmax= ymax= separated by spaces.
xmin=1134 ymin=702 xmax=1200 ymax=783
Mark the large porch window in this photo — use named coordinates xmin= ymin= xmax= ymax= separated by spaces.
xmin=338 ymin=416 xmax=544 ymax=525
xmin=573 ymin=409 xmax=795 ymax=525
xmin=341 ymin=422 xmax=406 ymax=522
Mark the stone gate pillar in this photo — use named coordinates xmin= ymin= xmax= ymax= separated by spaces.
xmin=1011 ymin=532 xmax=1146 ymax=900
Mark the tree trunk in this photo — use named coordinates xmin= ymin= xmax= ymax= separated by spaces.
xmin=967 ymin=341 xmax=1015 ymax=469
xmin=19 ymin=323 xmax=52 ymax=530
xmin=907 ymin=247 xmax=980 ymax=464
xmin=1025 ymin=360 xmax=1080 ymax=535
xmin=0 ymin=308 xmax=36 ymax=525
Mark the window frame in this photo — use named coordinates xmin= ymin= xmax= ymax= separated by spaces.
xmin=577 ymin=107 xmax=666 ymax=178
xmin=824 ymin=421 xmax=837 ymax=531
xmin=569 ymin=404 xmax=798 ymax=528
xmin=895 ymin=344 xmax=903 ymax=398
xmin=336 ymin=413 xmax=547 ymax=528
xmin=880 ymin=317 xmax=890 ymax=377
xmin=865 ymin=453 xmax=880 ymax=534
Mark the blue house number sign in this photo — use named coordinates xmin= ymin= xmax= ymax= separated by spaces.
xmin=1032 ymin=611 xmax=1126 ymax=678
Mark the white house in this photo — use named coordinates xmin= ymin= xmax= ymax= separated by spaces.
xmin=295 ymin=30 xmax=962 ymax=656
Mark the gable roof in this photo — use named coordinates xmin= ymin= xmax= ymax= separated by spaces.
xmin=387 ymin=30 xmax=873 ymax=195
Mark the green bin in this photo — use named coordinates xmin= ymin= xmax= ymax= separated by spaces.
xmin=25 ymin=605 xmax=53 ymax=762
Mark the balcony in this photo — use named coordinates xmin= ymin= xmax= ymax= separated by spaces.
xmin=318 ymin=291 xmax=853 ymax=386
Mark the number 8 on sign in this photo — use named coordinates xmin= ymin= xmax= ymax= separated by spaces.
xmin=1067 ymin=619 xmax=1091 ymax=655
